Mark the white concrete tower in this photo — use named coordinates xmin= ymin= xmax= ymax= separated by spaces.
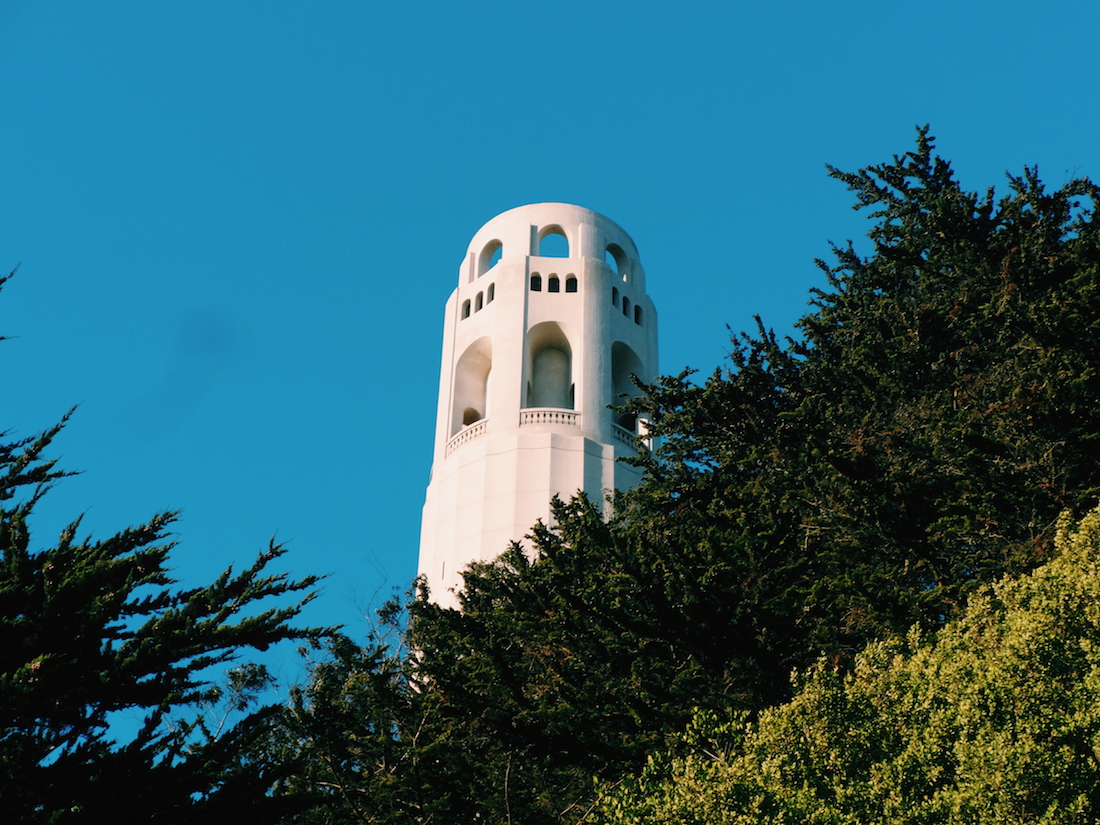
xmin=418 ymin=203 xmax=658 ymax=607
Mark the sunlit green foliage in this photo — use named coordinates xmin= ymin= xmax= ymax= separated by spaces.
xmin=594 ymin=505 xmax=1100 ymax=824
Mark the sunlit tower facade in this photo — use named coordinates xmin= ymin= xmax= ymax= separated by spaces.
xmin=418 ymin=204 xmax=658 ymax=607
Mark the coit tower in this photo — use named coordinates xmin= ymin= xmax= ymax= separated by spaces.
xmin=418 ymin=203 xmax=658 ymax=607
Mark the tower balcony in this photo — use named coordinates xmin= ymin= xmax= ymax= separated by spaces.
xmin=444 ymin=409 xmax=585 ymax=458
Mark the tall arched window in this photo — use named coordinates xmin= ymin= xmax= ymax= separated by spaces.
xmin=462 ymin=299 xmax=471 ymax=319
xmin=530 ymin=274 xmax=542 ymax=291
xmin=622 ymin=297 xmax=631 ymax=317
xmin=487 ymin=283 xmax=495 ymax=303
xmin=611 ymin=341 xmax=644 ymax=432
xmin=565 ymin=276 xmax=577 ymax=293
xmin=451 ymin=337 xmax=493 ymax=435
xmin=612 ymin=287 xmax=619 ymax=307
xmin=475 ymin=292 xmax=484 ymax=312
xmin=634 ymin=305 xmax=642 ymax=325
xmin=526 ymin=322 xmax=573 ymax=410
xmin=548 ymin=275 xmax=560 ymax=293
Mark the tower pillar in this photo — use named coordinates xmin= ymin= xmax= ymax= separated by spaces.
xmin=418 ymin=204 xmax=658 ymax=607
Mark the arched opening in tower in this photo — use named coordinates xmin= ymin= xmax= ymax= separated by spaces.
xmin=538 ymin=226 xmax=570 ymax=257
xmin=606 ymin=242 xmax=630 ymax=282
xmin=478 ymin=239 xmax=502 ymax=275
xmin=525 ymin=322 xmax=573 ymax=410
xmin=611 ymin=341 xmax=644 ymax=432
xmin=451 ymin=337 xmax=492 ymax=435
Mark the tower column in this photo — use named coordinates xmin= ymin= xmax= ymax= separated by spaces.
xmin=419 ymin=203 xmax=658 ymax=608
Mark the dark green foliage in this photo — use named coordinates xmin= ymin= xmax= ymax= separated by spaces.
xmin=630 ymin=127 xmax=1100 ymax=671
xmin=403 ymin=491 xmax=814 ymax=821
xmin=593 ymin=507 xmax=1100 ymax=824
xmin=379 ymin=130 xmax=1100 ymax=822
xmin=256 ymin=619 xmax=461 ymax=825
xmin=0 ymin=271 xmax=328 ymax=823
xmin=268 ymin=132 xmax=1100 ymax=822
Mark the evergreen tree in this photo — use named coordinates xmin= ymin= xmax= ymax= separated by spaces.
xmin=627 ymin=127 xmax=1100 ymax=669
xmin=0 ymin=272 xmax=329 ymax=823
xmin=593 ymin=504 xmax=1100 ymax=824
xmin=401 ymin=129 xmax=1100 ymax=821
xmin=272 ymin=130 xmax=1100 ymax=823
xmin=257 ymin=621 xmax=440 ymax=824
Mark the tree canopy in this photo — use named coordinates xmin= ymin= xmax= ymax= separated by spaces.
xmin=389 ymin=129 xmax=1099 ymax=817
xmin=8 ymin=127 xmax=1100 ymax=823
xmin=593 ymin=504 xmax=1100 ymax=824
xmin=0 ymin=272 xmax=329 ymax=823
xmin=266 ymin=129 xmax=1100 ymax=823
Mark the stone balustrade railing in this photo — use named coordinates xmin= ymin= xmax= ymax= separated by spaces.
xmin=520 ymin=409 xmax=581 ymax=427
xmin=446 ymin=410 xmax=598 ymax=457
xmin=612 ymin=424 xmax=637 ymax=447
xmin=445 ymin=419 xmax=489 ymax=457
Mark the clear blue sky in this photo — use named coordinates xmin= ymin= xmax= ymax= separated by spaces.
xmin=2 ymin=1 xmax=1097 ymax=646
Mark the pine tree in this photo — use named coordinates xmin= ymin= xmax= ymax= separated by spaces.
xmin=0 ymin=272 xmax=329 ymax=823
xmin=594 ymin=505 xmax=1100 ymax=824
xmin=270 ymin=130 xmax=1100 ymax=823
xmin=401 ymin=129 xmax=1100 ymax=820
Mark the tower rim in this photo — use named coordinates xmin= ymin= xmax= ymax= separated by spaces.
xmin=466 ymin=202 xmax=642 ymax=260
